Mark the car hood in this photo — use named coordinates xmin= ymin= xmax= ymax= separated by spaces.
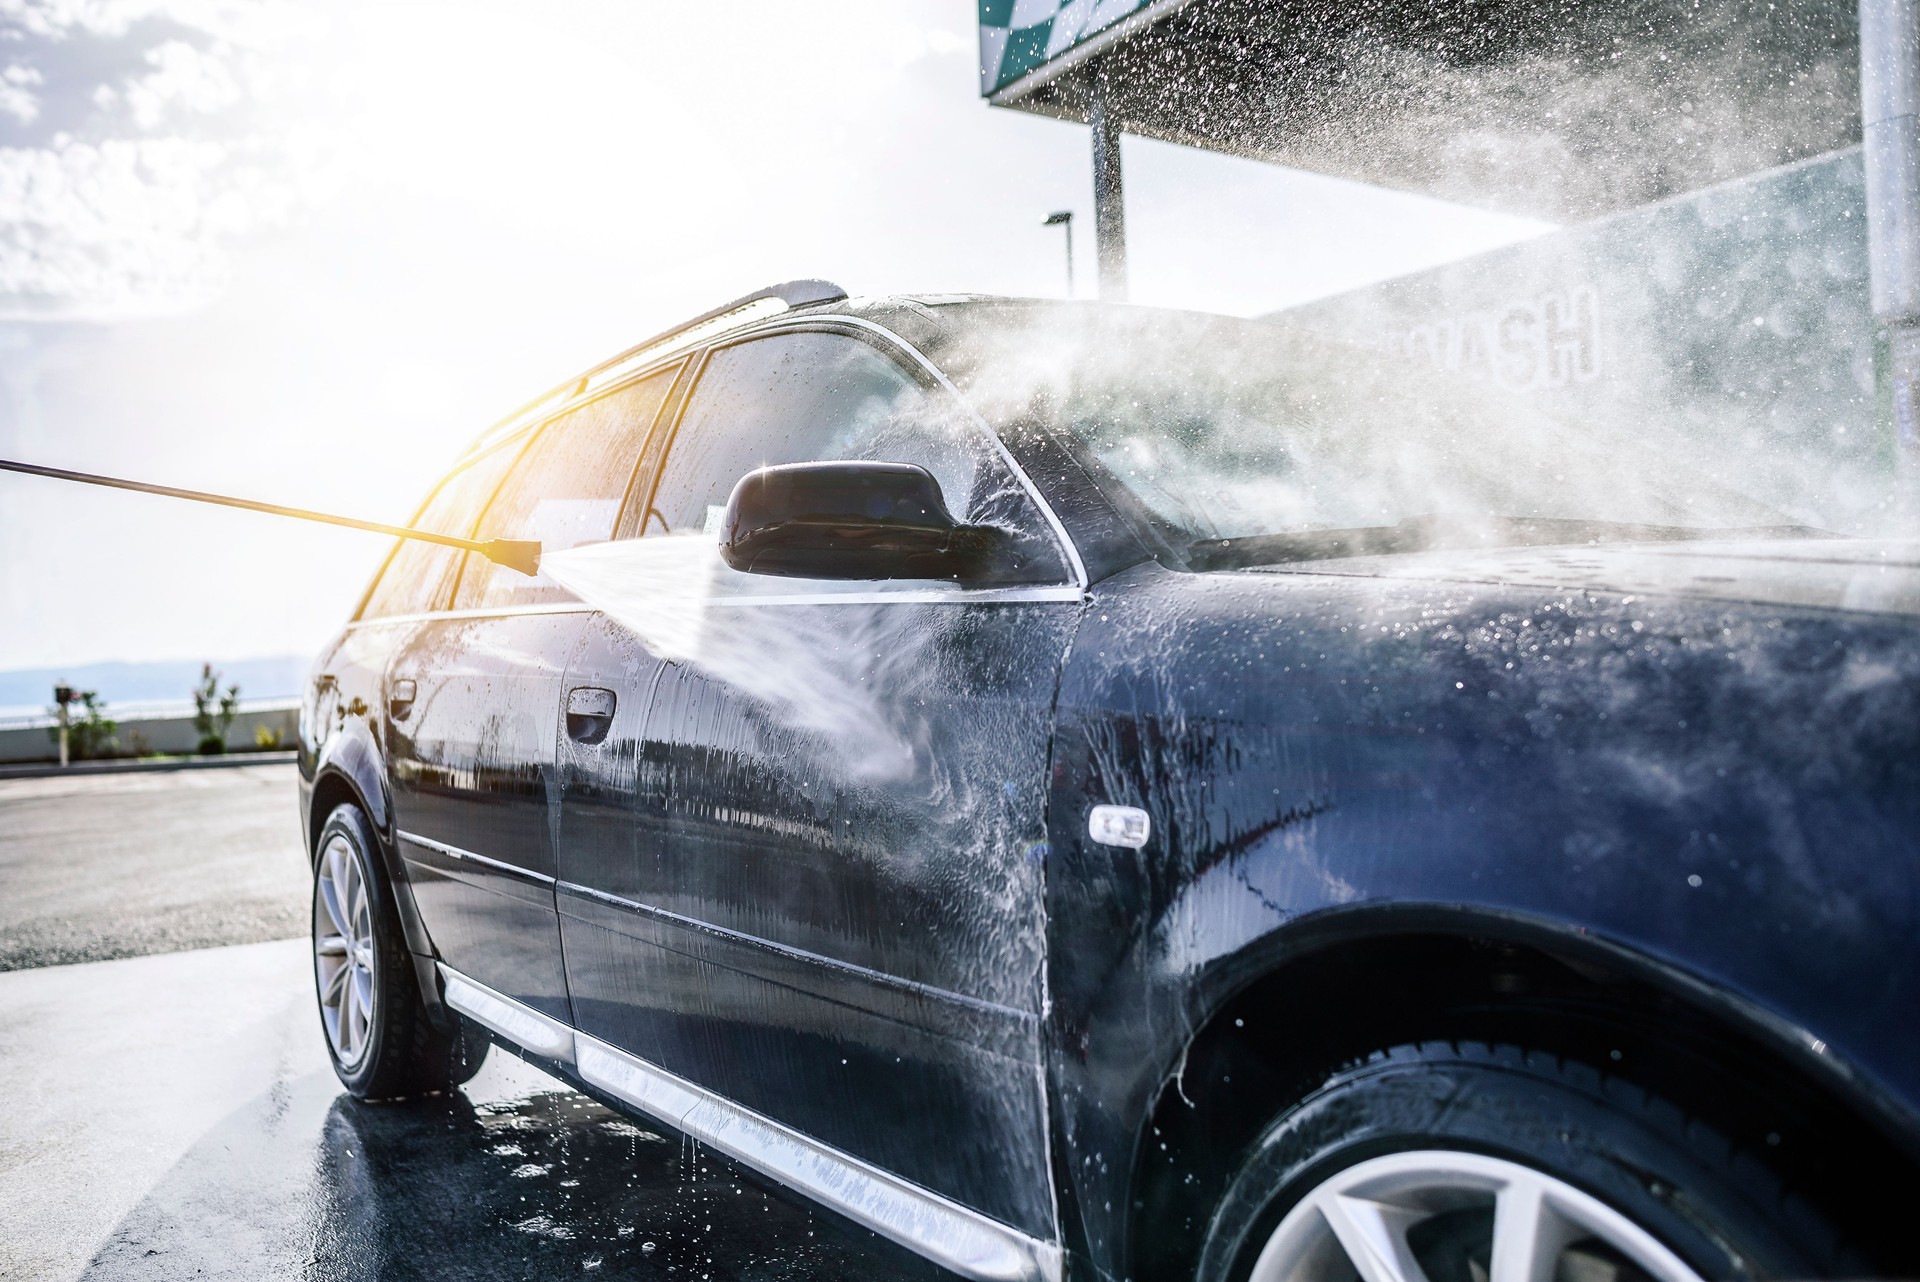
xmin=1243 ymin=536 xmax=1920 ymax=619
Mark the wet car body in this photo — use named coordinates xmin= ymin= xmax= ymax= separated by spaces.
xmin=298 ymin=292 xmax=1920 ymax=1281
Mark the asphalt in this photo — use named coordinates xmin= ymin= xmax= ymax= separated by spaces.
xmin=0 ymin=763 xmax=310 ymax=970
xmin=0 ymin=765 xmax=951 ymax=1280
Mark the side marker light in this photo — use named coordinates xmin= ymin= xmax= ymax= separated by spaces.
xmin=1089 ymin=805 xmax=1151 ymax=849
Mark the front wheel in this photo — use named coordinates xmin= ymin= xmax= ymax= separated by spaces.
xmin=312 ymin=802 xmax=484 ymax=1099
xmin=1195 ymin=1042 xmax=1855 ymax=1282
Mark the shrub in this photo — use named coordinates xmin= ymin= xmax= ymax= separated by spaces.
xmin=47 ymin=690 xmax=117 ymax=760
xmin=192 ymin=663 xmax=241 ymax=755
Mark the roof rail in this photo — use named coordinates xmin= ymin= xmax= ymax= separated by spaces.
xmin=464 ymin=280 xmax=848 ymax=457
xmin=578 ymin=279 xmax=849 ymax=393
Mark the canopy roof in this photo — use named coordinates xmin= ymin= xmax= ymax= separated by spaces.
xmin=980 ymin=0 xmax=1861 ymax=221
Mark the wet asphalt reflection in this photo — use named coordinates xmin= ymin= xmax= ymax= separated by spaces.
xmin=80 ymin=1049 xmax=949 ymax=1281
xmin=0 ymin=769 xmax=952 ymax=1280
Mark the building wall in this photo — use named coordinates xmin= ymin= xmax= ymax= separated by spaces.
xmin=1266 ymin=146 xmax=1890 ymax=534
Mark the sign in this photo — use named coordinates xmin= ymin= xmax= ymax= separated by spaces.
xmin=978 ymin=0 xmax=1168 ymax=97
xmin=1268 ymin=147 xmax=1889 ymax=532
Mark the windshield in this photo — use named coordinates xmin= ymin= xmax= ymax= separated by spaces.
xmin=949 ymin=303 xmax=1831 ymax=567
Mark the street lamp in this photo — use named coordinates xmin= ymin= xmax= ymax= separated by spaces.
xmin=51 ymin=683 xmax=75 ymax=768
xmin=1043 ymin=210 xmax=1074 ymax=298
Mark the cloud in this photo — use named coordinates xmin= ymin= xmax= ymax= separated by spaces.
xmin=0 ymin=64 xmax=44 ymax=124
xmin=0 ymin=135 xmax=236 ymax=313
xmin=96 ymin=38 xmax=240 ymax=130
xmin=0 ymin=0 xmax=311 ymax=318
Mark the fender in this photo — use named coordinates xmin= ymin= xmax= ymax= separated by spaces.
xmin=1051 ymin=900 xmax=1920 ymax=1282
xmin=1173 ymin=901 xmax=1918 ymax=1153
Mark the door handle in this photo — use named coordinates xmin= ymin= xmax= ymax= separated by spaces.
xmin=566 ymin=687 xmax=616 ymax=744
xmin=388 ymin=678 xmax=417 ymax=721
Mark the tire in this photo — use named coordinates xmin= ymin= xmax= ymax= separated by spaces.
xmin=1193 ymin=1041 xmax=1857 ymax=1282
xmin=311 ymin=801 xmax=486 ymax=1100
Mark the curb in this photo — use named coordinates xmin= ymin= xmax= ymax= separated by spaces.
xmin=0 ymin=750 xmax=299 ymax=781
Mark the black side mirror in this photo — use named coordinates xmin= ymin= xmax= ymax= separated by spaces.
xmin=719 ymin=461 xmax=1006 ymax=581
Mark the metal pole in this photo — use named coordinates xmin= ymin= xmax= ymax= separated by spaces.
xmin=56 ymin=698 xmax=69 ymax=768
xmin=0 ymin=457 xmax=542 ymax=574
xmin=1089 ymin=57 xmax=1128 ymax=301
xmin=1066 ymin=216 xmax=1076 ymax=298
xmin=1862 ymin=0 xmax=1920 ymax=525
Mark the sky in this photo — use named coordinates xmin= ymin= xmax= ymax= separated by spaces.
xmin=0 ymin=0 xmax=1547 ymax=680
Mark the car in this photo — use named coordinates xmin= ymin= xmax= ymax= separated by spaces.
xmin=299 ymin=278 xmax=1920 ymax=1282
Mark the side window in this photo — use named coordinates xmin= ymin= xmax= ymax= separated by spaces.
xmin=643 ymin=331 xmax=1066 ymax=583
xmin=357 ymin=437 xmax=526 ymax=620
xmin=451 ymin=366 xmax=677 ymax=610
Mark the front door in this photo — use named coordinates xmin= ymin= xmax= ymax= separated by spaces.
xmin=553 ymin=328 xmax=1082 ymax=1239
xmin=388 ymin=365 xmax=679 ymax=1021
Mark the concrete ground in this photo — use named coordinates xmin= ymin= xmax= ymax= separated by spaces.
xmin=0 ymin=765 xmax=948 ymax=1281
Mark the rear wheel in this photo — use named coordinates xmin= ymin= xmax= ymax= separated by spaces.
xmin=1194 ymin=1042 xmax=1851 ymax=1282
xmin=311 ymin=802 xmax=485 ymax=1099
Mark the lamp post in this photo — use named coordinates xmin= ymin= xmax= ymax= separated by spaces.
xmin=1043 ymin=210 xmax=1074 ymax=297
xmin=52 ymin=683 xmax=73 ymax=768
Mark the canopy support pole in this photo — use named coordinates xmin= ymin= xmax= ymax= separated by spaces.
xmin=1090 ymin=57 xmax=1128 ymax=301
xmin=1863 ymin=0 xmax=1920 ymax=525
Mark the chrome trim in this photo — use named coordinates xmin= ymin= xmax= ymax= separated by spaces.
xmin=573 ymin=1034 xmax=1061 ymax=1282
xmin=555 ymin=880 xmax=1034 ymax=1024
xmin=700 ymin=584 xmax=1082 ymax=608
xmin=438 ymin=965 xmax=574 ymax=1063
xmin=345 ymin=603 xmax=593 ymax=629
xmin=345 ymin=311 xmax=1090 ymax=629
xmin=346 ymin=585 xmax=1079 ymax=632
xmin=398 ymin=830 xmax=555 ymax=885
xmin=431 ymin=962 xmax=1061 ymax=1282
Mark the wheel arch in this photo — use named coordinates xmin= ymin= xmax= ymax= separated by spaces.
xmin=306 ymin=736 xmax=437 ymax=967
xmin=1121 ymin=906 xmax=1920 ymax=1280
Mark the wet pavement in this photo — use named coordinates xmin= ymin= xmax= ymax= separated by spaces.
xmin=0 ymin=769 xmax=954 ymax=1280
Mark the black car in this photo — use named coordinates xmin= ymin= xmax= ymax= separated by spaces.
xmin=300 ymin=280 xmax=1920 ymax=1282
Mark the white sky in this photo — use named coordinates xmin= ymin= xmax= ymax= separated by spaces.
xmin=0 ymin=0 xmax=1546 ymax=676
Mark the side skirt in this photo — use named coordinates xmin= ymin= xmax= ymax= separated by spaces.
xmin=437 ymin=963 xmax=1062 ymax=1282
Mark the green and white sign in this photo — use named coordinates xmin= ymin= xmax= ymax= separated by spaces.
xmin=978 ymin=0 xmax=1165 ymax=97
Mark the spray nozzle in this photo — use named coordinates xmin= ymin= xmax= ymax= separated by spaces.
xmin=478 ymin=538 xmax=542 ymax=576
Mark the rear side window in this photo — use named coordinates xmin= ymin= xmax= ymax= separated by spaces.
xmin=451 ymin=366 xmax=678 ymax=611
xmin=357 ymin=438 xmax=526 ymax=620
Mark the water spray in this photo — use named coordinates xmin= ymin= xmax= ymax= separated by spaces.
xmin=0 ymin=457 xmax=541 ymax=575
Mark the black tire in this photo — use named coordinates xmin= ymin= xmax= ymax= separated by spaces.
xmin=311 ymin=802 xmax=486 ymax=1100
xmin=1193 ymin=1041 xmax=1858 ymax=1282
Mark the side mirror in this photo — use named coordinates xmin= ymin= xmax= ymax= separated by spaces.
xmin=718 ymin=461 xmax=1004 ymax=581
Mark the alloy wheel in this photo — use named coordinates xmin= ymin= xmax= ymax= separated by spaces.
xmin=313 ymin=831 xmax=378 ymax=1068
xmin=1248 ymin=1150 xmax=1706 ymax=1282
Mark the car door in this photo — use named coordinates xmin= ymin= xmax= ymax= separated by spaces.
xmin=385 ymin=365 xmax=679 ymax=1022
xmin=553 ymin=327 xmax=1083 ymax=1241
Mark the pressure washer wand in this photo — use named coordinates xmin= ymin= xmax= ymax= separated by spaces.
xmin=0 ymin=457 xmax=541 ymax=575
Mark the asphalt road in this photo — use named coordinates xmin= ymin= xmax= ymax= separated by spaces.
xmin=0 ymin=764 xmax=948 ymax=1281
xmin=0 ymin=763 xmax=310 ymax=970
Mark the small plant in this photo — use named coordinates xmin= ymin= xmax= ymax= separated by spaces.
xmin=47 ymin=688 xmax=117 ymax=760
xmin=254 ymin=724 xmax=284 ymax=750
xmin=191 ymin=663 xmax=241 ymax=755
